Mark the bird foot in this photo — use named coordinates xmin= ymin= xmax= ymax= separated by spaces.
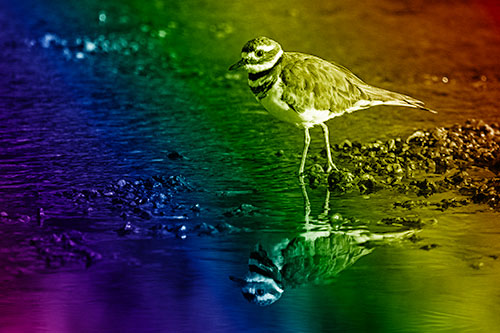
xmin=325 ymin=163 xmax=339 ymax=174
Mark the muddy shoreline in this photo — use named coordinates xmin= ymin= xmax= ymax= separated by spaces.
xmin=308 ymin=119 xmax=500 ymax=211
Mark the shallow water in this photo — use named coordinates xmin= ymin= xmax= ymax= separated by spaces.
xmin=1 ymin=0 xmax=500 ymax=332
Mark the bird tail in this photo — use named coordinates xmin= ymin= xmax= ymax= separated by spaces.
xmin=360 ymin=85 xmax=437 ymax=114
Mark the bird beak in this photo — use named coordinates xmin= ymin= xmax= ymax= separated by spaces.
xmin=229 ymin=275 xmax=246 ymax=287
xmin=229 ymin=59 xmax=245 ymax=71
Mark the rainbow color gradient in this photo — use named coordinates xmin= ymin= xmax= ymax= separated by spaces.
xmin=1 ymin=0 xmax=500 ymax=332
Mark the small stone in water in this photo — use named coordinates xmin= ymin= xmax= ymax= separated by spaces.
xmin=117 ymin=179 xmax=127 ymax=187
xmin=167 ymin=151 xmax=183 ymax=160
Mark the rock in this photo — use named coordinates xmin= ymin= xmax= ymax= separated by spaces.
xmin=308 ymin=164 xmax=328 ymax=188
xmin=215 ymin=222 xmax=239 ymax=233
xmin=327 ymin=169 xmax=355 ymax=192
xmin=190 ymin=203 xmax=201 ymax=212
xmin=116 ymin=221 xmax=136 ymax=236
xmin=420 ymin=244 xmax=439 ymax=251
xmin=380 ymin=217 xmax=426 ymax=229
xmin=411 ymin=179 xmax=437 ymax=197
xmin=29 ymin=232 xmax=101 ymax=269
xmin=117 ymin=179 xmax=128 ymax=187
xmin=357 ymin=174 xmax=377 ymax=194
xmin=406 ymin=130 xmax=427 ymax=144
xmin=193 ymin=222 xmax=217 ymax=235
xmin=57 ymin=174 xmax=196 ymax=221
xmin=341 ymin=139 xmax=352 ymax=150
xmin=171 ymin=224 xmax=188 ymax=239
xmin=223 ymin=203 xmax=259 ymax=217
xmin=167 ymin=151 xmax=183 ymax=160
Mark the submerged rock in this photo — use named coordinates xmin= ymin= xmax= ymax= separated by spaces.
xmin=420 ymin=244 xmax=439 ymax=251
xmin=116 ymin=221 xmax=139 ymax=236
xmin=56 ymin=174 xmax=194 ymax=221
xmin=149 ymin=221 xmax=250 ymax=238
xmin=167 ymin=151 xmax=184 ymax=160
xmin=29 ymin=231 xmax=101 ymax=268
xmin=223 ymin=203 xmax=260 ymax=218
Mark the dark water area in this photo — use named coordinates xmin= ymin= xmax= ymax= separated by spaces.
xmin=1 ymin=0 xmax=500 ymax=332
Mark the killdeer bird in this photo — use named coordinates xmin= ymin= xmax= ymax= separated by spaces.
xmin=230 ymin=226 xmax=417 ymax=306
xmin=229 ymin=37 xmax=436 ymax=178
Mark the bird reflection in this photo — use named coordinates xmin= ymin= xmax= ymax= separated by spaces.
xmin=230 ymin=183 xmax=418 ymax=306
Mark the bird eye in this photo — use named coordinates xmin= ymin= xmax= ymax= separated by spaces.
xmin=256 ymin=289 xmax=265 ymax=296
xmin=256 ymin=50 xmax=264 ymax=57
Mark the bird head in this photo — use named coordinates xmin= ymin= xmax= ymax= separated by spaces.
xmin=230 ymin=274 xmax=284 ymax=306
xmin=229 ymin=36 xmax=283 ymax=74
xmin=229 ymin=243 xmax=285 ymax=306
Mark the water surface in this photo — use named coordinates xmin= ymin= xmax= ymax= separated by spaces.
xmin=1 ymin=0 xmax=500 ymax=332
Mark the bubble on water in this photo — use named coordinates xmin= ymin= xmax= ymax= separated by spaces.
xmin=442 ymin=76 xmax=449 ymax=83
xmin=129 ymin=42 xmax=140 ymax=53
xmin=84 ymin=40 xmax=96 ymax=52
xmin=480 ymin=75 xmax=487 ymax=82
xmin=40 ymin=33 xmax=57 ymax=48
xmin=63 ymin=48 xmax=72 ymax=60
xmin=119 ymin=38 xmax=129 ymax=48
xmin=98 ymin=11 xmax=107 ymax=23
xmin=100 ymin=40 xmax=111 ymax=52
xmin=24 ymin=39 xmax=36 ymax=47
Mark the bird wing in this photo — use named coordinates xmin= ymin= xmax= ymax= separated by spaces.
xmin=280 ymin=233 xmax=373 ymax=287
xmin=280 ymin=52 xmax=435 ymax=115
xmin=280 ymin=52 xmax=369 ymax=114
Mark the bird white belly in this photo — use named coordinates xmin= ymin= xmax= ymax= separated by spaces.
xmin=259 ymin=78 xmax=304 ymax=126
xmin=259 ymin=78 xmax=333 ymax=128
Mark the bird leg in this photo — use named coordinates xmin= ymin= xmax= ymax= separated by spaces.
xmin=320 ymin=123 xmax=338 ymax=173
xmin=318 ymin=188 xmax=331 ymax=221
xmin=300 ymin=181 xmax=311 ymax=224
xmin=299 ymin=127 xmax=311 ymax=181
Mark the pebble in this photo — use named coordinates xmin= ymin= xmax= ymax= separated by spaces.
xmin=420 ymin=244 xmax=439 ymax=251
xmin=116 ymin=221 xmax=137 ymax=236
xmin=223 ymin=203 xmax=260 ymax=218
xmin=167 ymin=151 xmax=183 ymax=160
